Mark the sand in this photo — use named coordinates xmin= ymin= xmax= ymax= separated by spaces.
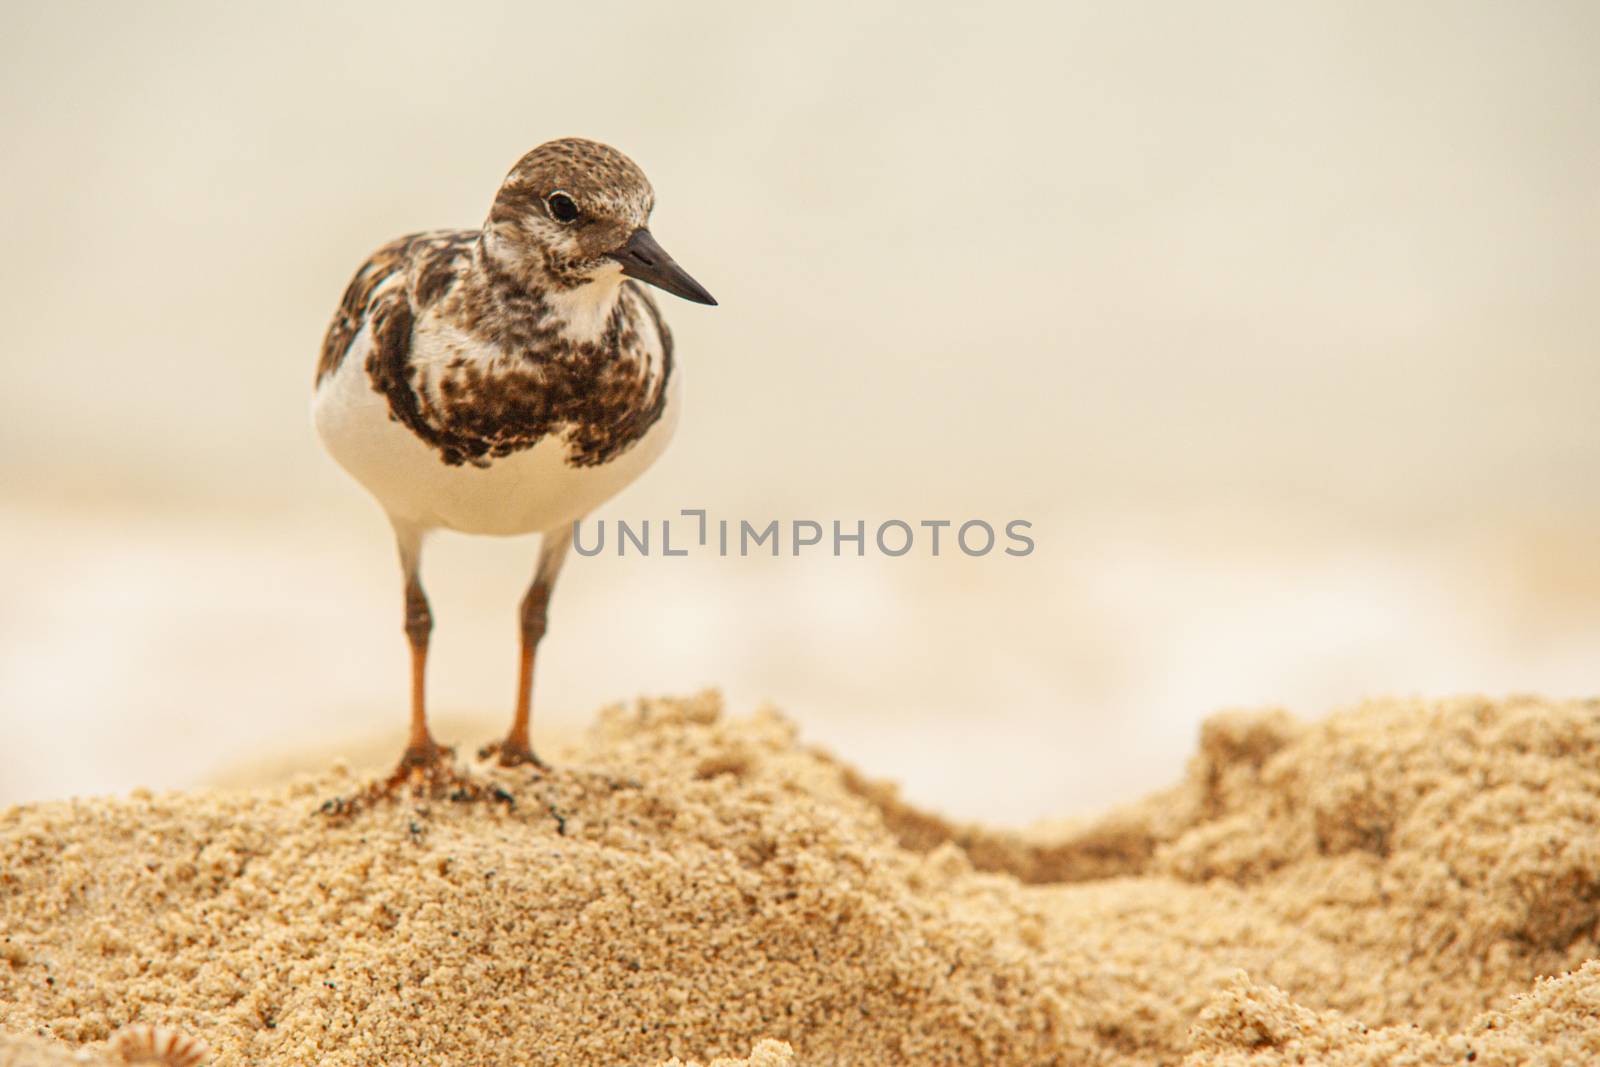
xmin=2 ymin=692 xmax=1598 ymax=1065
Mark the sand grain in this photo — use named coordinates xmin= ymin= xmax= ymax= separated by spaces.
xmin=3 ymin=692 xmax=1598 ymax=1064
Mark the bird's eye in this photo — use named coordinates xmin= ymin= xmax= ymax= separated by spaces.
xmin=546 ymin=191 xmax=580 ymax=223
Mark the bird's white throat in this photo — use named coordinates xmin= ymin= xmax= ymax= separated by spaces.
xmin=547 ymin=270 xmax=627 ymax=343
xmin=481 ymin=226 xmax=628 ymax=344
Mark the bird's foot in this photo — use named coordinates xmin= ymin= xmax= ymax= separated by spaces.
xmin=476 ymin=739 xmax=645 ymax=807
xmin=317 ymin=741 xmax=514 ymax=818
xmin=385 ymin=739 xmax=467 ymax=790
xmin=477 ymin=737 xmax=549 ymax=771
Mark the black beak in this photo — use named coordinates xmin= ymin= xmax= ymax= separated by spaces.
xmin=609 ymin=228 xmax=717 ymax=306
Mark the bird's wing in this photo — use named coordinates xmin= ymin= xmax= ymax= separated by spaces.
xmin=315 ymin=230 xmax=479 ymax=386
xmin=315 ymin=235 xmax=416 ymax=386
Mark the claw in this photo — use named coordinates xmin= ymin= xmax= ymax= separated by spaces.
xmin=385 ymin=740 xmax=459 ymax=791
xmin=316 ymin=743 xmax=514 ymax=819
xmin=478 ymin=738 xmax=548 ymax=771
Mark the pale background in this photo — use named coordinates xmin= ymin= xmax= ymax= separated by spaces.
xmin=3 ymin=1 xmax=1597 ymax=823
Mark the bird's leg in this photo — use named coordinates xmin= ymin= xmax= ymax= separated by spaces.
xmin=483 ymin=524 xmax=573 ymax=768
xmin=321 ymin=527 xmax=490 ymax=817
xmin=381 ymin=527 xmax=455 ymax=791
xmin=500 ymin=583 xmax=549 ymax=767
xmin=397 ymin=571 xmax=439 ymax=764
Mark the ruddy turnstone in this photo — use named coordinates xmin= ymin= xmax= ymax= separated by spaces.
xmin=313 ymin=137 xmax=715 ymax=792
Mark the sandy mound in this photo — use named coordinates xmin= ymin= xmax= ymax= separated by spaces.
xmin=2 ymin=692 xmax=1598 ymax=1065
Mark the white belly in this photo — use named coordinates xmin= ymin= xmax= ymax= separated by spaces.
xmin=312 ymin=328 xmax=681 ymax=536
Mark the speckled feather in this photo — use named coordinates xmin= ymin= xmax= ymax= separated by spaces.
xmin=315 ymin=140 xmax=679 ymax=472
xmin=311 ymin=138 xmax=689 ymax=536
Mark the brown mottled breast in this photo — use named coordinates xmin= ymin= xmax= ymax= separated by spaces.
xmin=320 ymin=231 xmax=675 ymax=470
xmin=410 ymin=280 xmax=675 ymax=469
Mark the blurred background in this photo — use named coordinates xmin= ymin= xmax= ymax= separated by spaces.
xmin=2 ymin=1 xmax=1597 ymax=823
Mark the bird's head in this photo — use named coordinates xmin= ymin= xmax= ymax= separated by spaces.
xmin=484 ymin=138 xmax=716 ymax=306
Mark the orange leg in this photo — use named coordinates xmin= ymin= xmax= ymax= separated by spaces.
xmin=497 ymin=583 xmax=550 ymax=766
xmin=484 ymin=524 xmax=573 ymax=768
xmin=382 ymin=527 xmax=454 ymax=790
xmin=397 ymin=571 xmax=440 ymax=764
xmin=319 ymin=527 xmax=486 ymax=816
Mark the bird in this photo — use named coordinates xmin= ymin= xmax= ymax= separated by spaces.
xmin=312 ymin=137 xmax=715 ymax=794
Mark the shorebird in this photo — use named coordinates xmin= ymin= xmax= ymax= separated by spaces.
xmin=313 ymin=138 xmax=715 ymax=792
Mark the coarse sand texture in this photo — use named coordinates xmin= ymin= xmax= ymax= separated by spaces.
xmin=3 ymin=692 xmax=1599 ymax=1065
